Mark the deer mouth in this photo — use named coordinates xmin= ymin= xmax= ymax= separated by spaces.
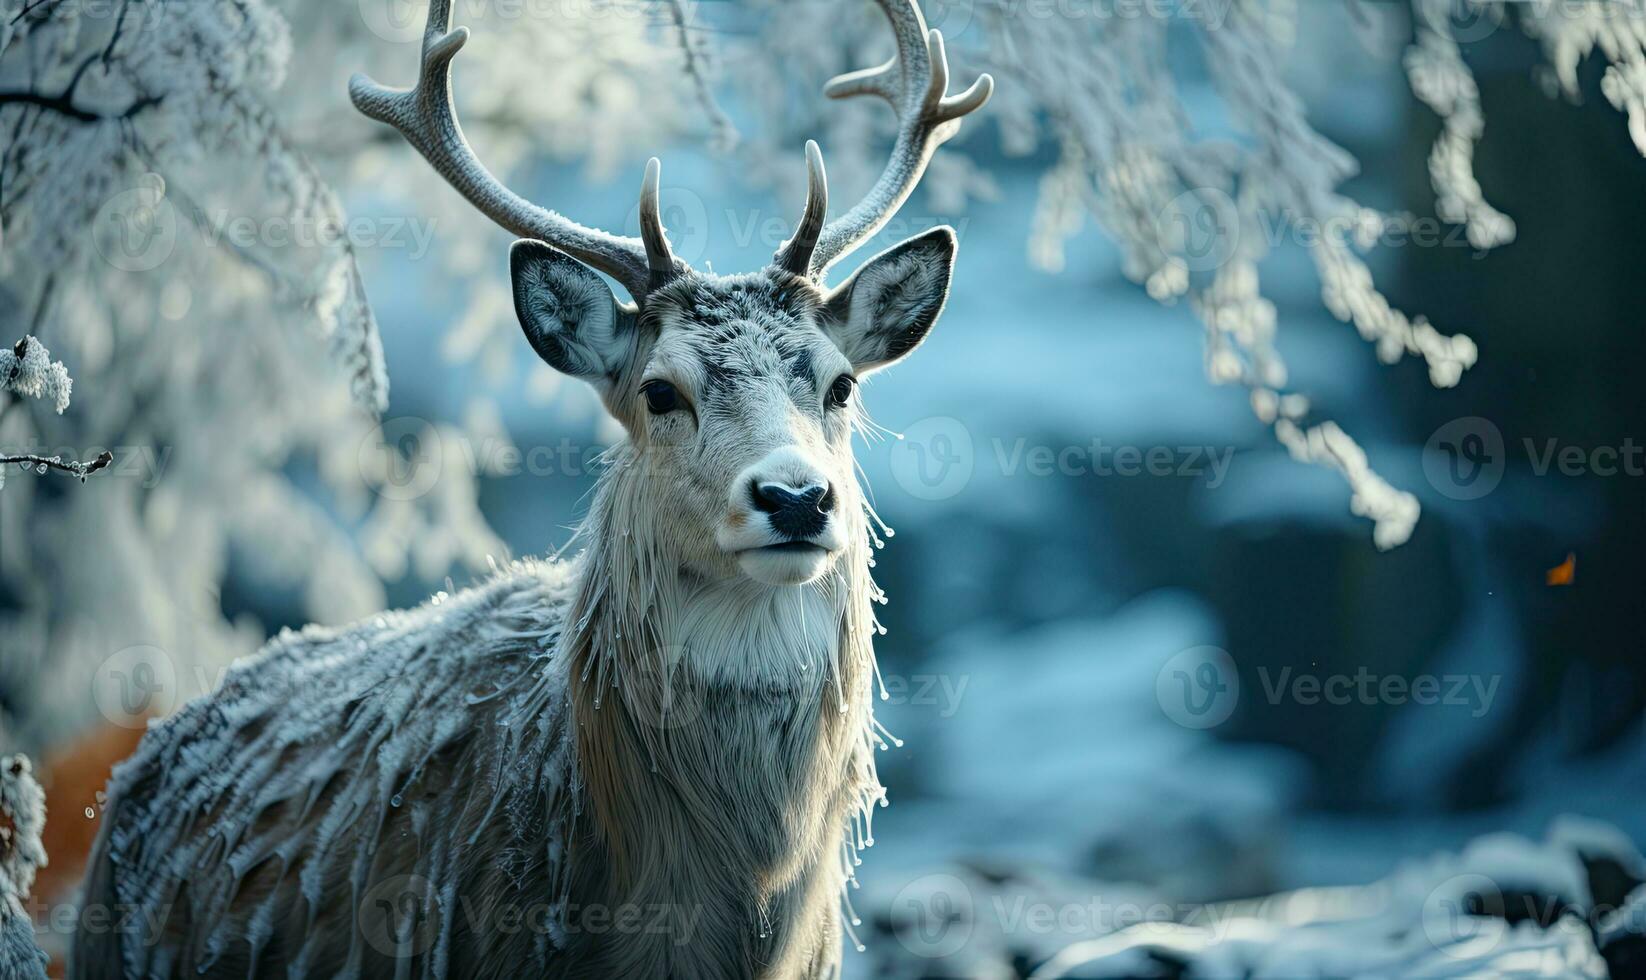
xmin=755 ymin=541 xmax=828 ymax=554
xmin=736 ymin=540 xmax=833 ymax=585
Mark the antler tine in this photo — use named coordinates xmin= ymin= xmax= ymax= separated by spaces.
xmin=774 ymin=140 xmax=829 ymax=276
xmin=808 ymin=0 xmax=994 ymax=279
xmin=638 ymin=157 xmax=678 ymax=289
xmin=350 ymin=0 xmax=683 ymax=300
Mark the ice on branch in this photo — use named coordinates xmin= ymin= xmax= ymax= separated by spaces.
xmin=0 ymin=337 xmax=72 ymax=415
xmin=0 ymin=0 xmax=679 ymax=749
xmin=725 ymin=0 xmax=1646 ymax=546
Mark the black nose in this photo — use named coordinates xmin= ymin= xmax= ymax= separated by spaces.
xmin=751 ymin=480 xmax=835 ymax=539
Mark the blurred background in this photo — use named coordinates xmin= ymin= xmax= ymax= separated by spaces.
xmin=4 ymin=0 xmax=1646 ymax=976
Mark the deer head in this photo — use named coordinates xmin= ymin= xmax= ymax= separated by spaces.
xmin=352 ymin=0 xmax=991 ymax=588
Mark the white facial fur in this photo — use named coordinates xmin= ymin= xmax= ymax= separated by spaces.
xmin=510 ymin=228 xmax=956 ymax=589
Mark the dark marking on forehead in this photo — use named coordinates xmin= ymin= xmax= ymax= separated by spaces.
xmin=787 ymin=347 xmax=814 ymax=384
xmin=645 ymin=270 xmax=839 ymax=403
xmin=702 ymin=352 xmax=744 ymax=393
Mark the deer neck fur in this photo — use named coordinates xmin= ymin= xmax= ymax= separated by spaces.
xmin=559 ymin=449 xmax=885 ymax=977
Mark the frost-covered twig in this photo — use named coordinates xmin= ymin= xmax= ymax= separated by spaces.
xmin=0 ymin=335 xmax=111 ymax=489
xmin=0 ymin=450 xmax=114 ymax=480
xmin=664 ymin=0 xmax=737 ymax=152
xmin=0 ymin=336 xmax=71 ymax=415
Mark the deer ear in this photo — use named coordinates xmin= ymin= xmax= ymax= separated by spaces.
xmin=510 ymin=239 xmax=636 ymax=383
xmin=822 ymin=226 xmax=956 ymax=374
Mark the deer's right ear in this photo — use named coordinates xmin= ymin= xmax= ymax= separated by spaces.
xmin=510 ymin=240 xmax=636 ymax=384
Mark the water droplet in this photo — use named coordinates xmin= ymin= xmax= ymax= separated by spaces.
xmin=390 ymin=794 xmax=403 ymax=808
xmin=84 ymin=807 xmax=95 ymax=818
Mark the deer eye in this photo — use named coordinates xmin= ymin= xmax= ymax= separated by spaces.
xmin=826 ymin=374 xmax=856 ymax=410
xmin=642 ymin=380 xmax=680 ymax=415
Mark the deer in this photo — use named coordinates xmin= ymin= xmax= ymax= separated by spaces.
xmin=69 ymin=1 xmax=990 ymax=976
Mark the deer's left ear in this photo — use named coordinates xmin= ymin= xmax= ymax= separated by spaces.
xmin=822 ymin=226 xmax=956 ymax=374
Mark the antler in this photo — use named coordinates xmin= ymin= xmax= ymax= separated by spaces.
xmin=778 ymin=0 xmax=994 ymax=279
xmin=350 ymin=0 xmax=682 ymax=300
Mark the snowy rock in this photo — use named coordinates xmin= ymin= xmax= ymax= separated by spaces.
xmin=869 ymin=821 xmax=1636 ymax=979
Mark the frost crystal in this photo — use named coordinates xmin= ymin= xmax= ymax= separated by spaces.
xmin=0 ymin=337 xmax=72 ymax=415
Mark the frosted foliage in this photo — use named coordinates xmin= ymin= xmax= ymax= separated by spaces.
xmin=729 ymin=0 xmax=1645 ymax=547
xmin=1406 ymin=0 xmax=1517 ymax=251
xmin=0 ymin=756 xmax=48 ymax=980
xmin=0 ymin=337 xmax=71 ymax=414
xmin=1520 ymin=0 xmax=1646 ymax=155
xmin=0 ymin=0 xmax=676 ymax=749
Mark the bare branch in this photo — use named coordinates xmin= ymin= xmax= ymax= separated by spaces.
xmin=0 ymin=450 xmax=113 ymax=481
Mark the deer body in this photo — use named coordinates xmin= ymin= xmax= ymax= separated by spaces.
xmin=74 ymin=1 xmax=989 ymax=976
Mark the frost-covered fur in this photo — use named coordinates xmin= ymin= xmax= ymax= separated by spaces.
xmin=1 ymin=755 xmax=49 ymax=980
xmin=73 ymin=232 xmax=956 ymax=979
